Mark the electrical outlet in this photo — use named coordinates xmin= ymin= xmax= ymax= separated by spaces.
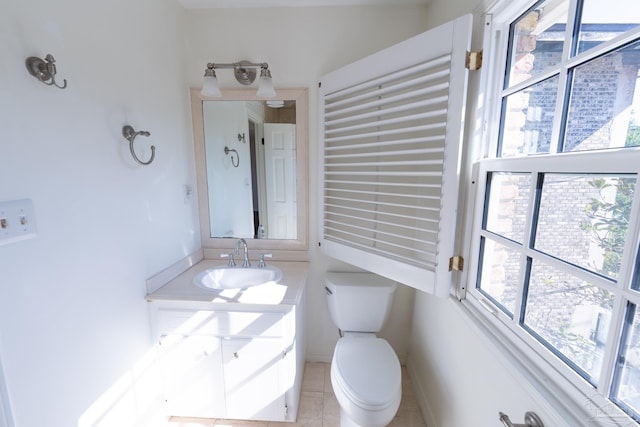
xmin=0 ymin=199 xmax=37 ymax=246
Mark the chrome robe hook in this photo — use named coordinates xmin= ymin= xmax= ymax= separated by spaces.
xmin=122 ymin=125 xmax=155 ymax=165
xmin=25 ymin=54 xmax=67 ymax=89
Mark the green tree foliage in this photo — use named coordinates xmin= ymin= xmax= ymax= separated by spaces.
xmin=627 ymin=126 xmax=640 ymax=147
xmin=580 ymin=177 xmax=634 ymax=279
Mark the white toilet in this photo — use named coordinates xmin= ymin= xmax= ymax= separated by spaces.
xmin=325 ymin=272 xmax=402 ymax=427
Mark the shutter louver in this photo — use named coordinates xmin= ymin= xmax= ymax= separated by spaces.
xmin=323 ymin=55 xmax=452 ymax=271
xmin=319 ymin=15 xmax=472 ymax=296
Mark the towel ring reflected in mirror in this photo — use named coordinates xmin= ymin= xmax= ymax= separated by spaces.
xmin=224 ymin=146 xmax=240 ymax=168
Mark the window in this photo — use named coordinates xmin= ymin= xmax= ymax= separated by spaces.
xmin=469 ymin=0 xmax=640 ymax=423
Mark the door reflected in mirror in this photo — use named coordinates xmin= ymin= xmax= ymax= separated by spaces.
xmin=191 ymin=88 xmax=308 ymax=254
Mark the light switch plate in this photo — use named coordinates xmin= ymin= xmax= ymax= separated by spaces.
xmin=0 ymin=199 xmax=37 ymax=246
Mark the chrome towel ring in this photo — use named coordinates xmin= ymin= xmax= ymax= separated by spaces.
xmin=122 ymin=125 xmax=155 ymax=166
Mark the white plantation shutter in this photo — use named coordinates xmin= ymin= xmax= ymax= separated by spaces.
xmin=319 ymin=15 xmax=472 ymax=297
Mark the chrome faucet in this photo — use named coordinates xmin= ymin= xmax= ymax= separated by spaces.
xmin=235 ymin=238 xmax=251 ymax=268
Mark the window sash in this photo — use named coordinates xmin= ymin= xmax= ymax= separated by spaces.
xmin=468 ymin=153 xmax=640 ymax=420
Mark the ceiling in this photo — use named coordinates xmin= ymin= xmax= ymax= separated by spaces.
xmin=177 ymin=0 xmax=429 ymax=8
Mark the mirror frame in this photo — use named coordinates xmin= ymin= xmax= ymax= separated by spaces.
xmin=190 ymin=87 xmax=309 ymax=260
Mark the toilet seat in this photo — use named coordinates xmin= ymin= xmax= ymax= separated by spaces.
xmin=332 ymin=336 xmax=401 ymax=411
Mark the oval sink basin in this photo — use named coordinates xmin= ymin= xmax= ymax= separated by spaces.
xmin=193 ymin=265 xmax=283 ymax=290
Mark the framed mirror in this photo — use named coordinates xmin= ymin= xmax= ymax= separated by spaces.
xmin=191 ymin=88 xmax=308 ymax=259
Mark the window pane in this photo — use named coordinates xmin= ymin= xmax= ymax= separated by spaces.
xmin=524 ymin=260 xmax=614 ymax=384
xmin=500 ymin=76 xmax=559 ymax=157
xmin=506 ymin=0 xmax=569 ymax=88
xmin=564 ymin=39 xmax=640 ymax=152
xmin=535 ymin=174 xmax=636 ymax=280
xmin=478 ymin=237 xmax=523 ymax=315
xmin=485 ymin=172 xmax=532 ymax=243
xmin=577 ymin=0 xmax=640 ymax=55
xmin=612 ymin=304 xmax=640 ymax=418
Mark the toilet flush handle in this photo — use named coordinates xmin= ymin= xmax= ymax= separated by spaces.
xmin=325 ymin=286 xmax=333 ymax=295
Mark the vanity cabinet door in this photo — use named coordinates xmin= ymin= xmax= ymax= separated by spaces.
xmin=221 ymin=338 xmax=286 ymax=421
xmin=159 ymin=334 xmax=225 ymax=418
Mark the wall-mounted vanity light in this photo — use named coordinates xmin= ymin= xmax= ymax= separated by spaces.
xmin=201 ymin=60 xmax=276 ymax=98
xmin=25 ymin=54 xmax=67 ymax=89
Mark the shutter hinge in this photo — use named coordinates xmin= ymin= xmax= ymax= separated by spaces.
xmin=449 ymin=256 xmax=464 ymax=272
xmin=465 ymin=51 xmax=483 ymax=71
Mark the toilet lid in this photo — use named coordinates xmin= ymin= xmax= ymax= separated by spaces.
xmin=333 ymin=337 xmax=401 ymax=410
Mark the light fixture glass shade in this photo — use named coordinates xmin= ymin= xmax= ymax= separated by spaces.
xmin=201 ymin=70 xmax=222 ymax=97
xmin=256 ymin=68 xmax=276 ymax=98
xmin=266 ymin=100 xmax=285 ymax=108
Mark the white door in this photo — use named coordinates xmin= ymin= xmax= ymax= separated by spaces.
xmin=263 ymin=123 xmax=297 ymax=239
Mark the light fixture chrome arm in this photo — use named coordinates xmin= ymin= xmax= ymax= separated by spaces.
xmin=206 ymin=61 xmax=269 ymax=86
xmin=206 ymin=61 xmax=269 ymax=69
xmin=201 ymin=60 xmax=276 ymax=98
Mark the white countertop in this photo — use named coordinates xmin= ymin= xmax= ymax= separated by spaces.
xmin=146 ymin=260 xmax=308 ymax=307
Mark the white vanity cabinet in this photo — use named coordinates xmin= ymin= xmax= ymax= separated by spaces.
xmin=158 ymin=333 xmax=224 ymax=418
xmin=147 ymin=261 xmax=307 ymax=423
xmin=152 ymin=307 xmax=300 ymax=421
xmin=221 ymin=337 xmax=286 ymax=420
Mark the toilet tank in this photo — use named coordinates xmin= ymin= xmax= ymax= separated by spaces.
xmin=325 ymin=272 xmax=397 ymax=332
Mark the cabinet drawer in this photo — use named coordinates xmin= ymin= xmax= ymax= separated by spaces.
xmin=157 ymin=310 xmax=284 ymax=337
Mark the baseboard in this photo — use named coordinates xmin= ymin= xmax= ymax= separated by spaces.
xmin=305 ymin=353 xmax=333 ymax=364
xmin=406 ymin=357 xmax=436 ymax=427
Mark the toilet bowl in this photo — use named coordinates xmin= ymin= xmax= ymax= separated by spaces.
xmin=331 ymin=334 xmax=401 ymax=427
xmin=325 ymin=272 xmax=402 ymax=427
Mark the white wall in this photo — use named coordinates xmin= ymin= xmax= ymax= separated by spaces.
xmin=183 ymin=5 xmax=431 ymax=364
xmin=0 ymin=0 xmax=198 ymax=425
xmin=202 ymin=101 xmax=254 ymax=238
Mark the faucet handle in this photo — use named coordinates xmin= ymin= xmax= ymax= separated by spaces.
xmin=258 ymin=253 xmax=272 ymax=268
xmin=220 ymin=252 xmax=236 ymax=267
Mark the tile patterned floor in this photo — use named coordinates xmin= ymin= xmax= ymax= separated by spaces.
xmin=170 ymin=362 xmax=426 ymax=427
